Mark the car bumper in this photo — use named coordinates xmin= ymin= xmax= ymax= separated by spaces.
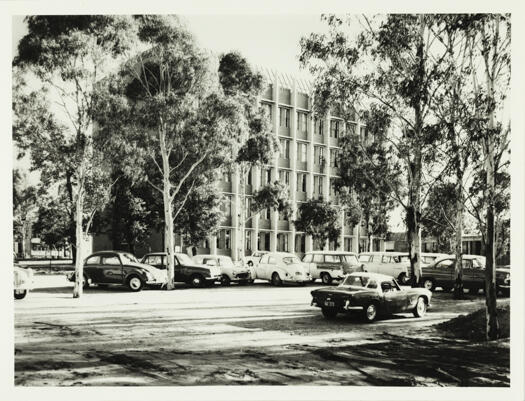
xmin=232 ymin=272 xmax=251 ymax=281
xmin=206 ymin=275 xmax=222 ymax=283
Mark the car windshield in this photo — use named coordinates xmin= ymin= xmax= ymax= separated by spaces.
xmin=176 ymin=253 xmax=194 ymax=265
xmin=282 ymin=256 xmax=301 ymax=265
xmin=341 ymin=275 xmax=376 ymax=288
xmin=120 ymin=253 xmax=138 ymax=263
xmin=343 ymin=255 xmax=359 ymax=264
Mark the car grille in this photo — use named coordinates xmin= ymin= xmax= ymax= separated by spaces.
xmin=235 ymin=272 xmax=249 ymax=280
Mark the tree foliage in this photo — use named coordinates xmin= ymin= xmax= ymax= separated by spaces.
xmin=293 ymin=198 xmax=341 ymax=249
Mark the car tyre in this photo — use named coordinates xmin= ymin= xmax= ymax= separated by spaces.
xmin=413 ymin=296 xmax=427 ymax=318
xmin=271 ymin=272 xmax=282 ymax=286
xmin=363 ymin=303 xmax=378 ymax=323
xmin=321 ymin=273 xmax=332 ymax=285
xmin=127 ymin=275 xmax=144 ymax=292
xmin=321 ymin=307 xmax=338 ymax=319
xmin=422 ymin=278 xmax=435 ymax=292
xmin=189 ymin=274 xmax=205 ymax=288
xmin=220 ymin=274 xmax=231 ymax=286
xmin=14 ymin=290 xmax=27 ymax=300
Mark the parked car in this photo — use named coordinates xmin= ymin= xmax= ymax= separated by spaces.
xmin=358 ymin=252 xmax=411 ymax=284
xmin=420 ymin=253 xmax=452 ymax=266
xmin=243 ymin=251 xmax=268 ymax=268
xmin=140 ymin=252 xmax=222 ymax=288
xmin=302 ymin=251 xmax=363 ymax=284
xmin=67 ymin=251 xmax=166 ymax=292
xmin=192 ymin=255 xmax=252 ymax=286
xmin=420 ymin=255 xmax=510 ymax=296
xmin=14 ymin=264 xmax=34 ymax=300
xmin=311 ymin=272 xmax=432 ymax=322
xmin=252 ymin=252 xmax=311 ymax=285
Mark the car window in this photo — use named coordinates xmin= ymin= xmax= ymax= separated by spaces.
xmin=343 ymin=255 xmax=359 ymax=264
xmin=313 ymin=254 xmax=324 ymax=263
xmin=381 ymin=255 xmax=391 ymax=263
xmin=324 ymin=255 xmax=340 ymax=263
xmin=367 ymin=280 xmax=378 ymax=289
xmin=302 ymin=254 xmax=313 ymax=263
xmin=120 ymin=253 xmax=138 ymax=263
xmin=202 ymin=258 xmax=217 ymax=266
xmin=260 ymin=255 xmax=269 ymax=264
xmin=372 ymin=255 xmax=382 ymax=263
xmin=102 ymin=255 xmax=120 ymax=265
xmin=283 ymin=256 xmax=301 ymax=265
xmin=381 ymin=281 xmax=393 ymax=292
xmin=472 ymin=258 xmax=483 ymax=269
xmin=342 ymin=275 xmax=370 ymax=287
xmin=436 ymin=259 xmax=454 ymax=268
xmin=462 ymin=259 xmax=472 ymax=269
xmin=85 ymin=256 xmax=100 ymax=265
xmin=358 ymin=254 xmax=371 ymax=263
xmin=268 ymin=256 xmax=277 ymax=265
xmin=146 ymin=255 xmax=162 ymax=265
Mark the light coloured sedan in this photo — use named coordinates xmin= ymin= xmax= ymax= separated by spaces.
xmin=253 ymin=252 xmax=311 ymax=285
xmin=192 ymin=255 xmax=252 ymax=286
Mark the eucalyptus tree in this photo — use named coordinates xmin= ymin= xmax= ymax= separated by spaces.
xmin=13 ymin=16 xmax=135 ymax=297
xmin=218 ymin=52 xmax=278 ymax=260
xmin=99 ymin=16 xmax=245 ymax=289
xmin=300 ymin=15 xmax=451 ymax=285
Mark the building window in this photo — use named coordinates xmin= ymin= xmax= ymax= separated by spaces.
xmin=314 ymin=176 xmax=323 ymax=195
xmin=258 ymin=231 xmax=271 ymax=251
xmin=221 ymin=195 xmax=232 ymax=217
xmin=222 ymin=168 xmax=231 ymax=182
xmin=279 ymin=107 xmax=290 ymax=128
xmin=329 ymin=178 xmax=336 ymax=196
xmin=330 ymin=120 xmax=341 ymax=138
xmin=298 ymin=142 xmax=307 ymax=162
xmin=344 ymin=237 xmax=352 ymax=252
xmin=314 ymin=117 xmax=324 ymax=136
xmin=297 ymin=112 xmax=308 ymax=133
xmin=360 ymin=126 xmax=368 ymax=143
xmin=246 ymin=167 xmax=252 ymax=185
xmin=280 ymin=139 xmax=290 ymax=159
xmin=314 ymin=146 xmax=325 ymax=165
xmin=245 ymin=230 xmax=252 ymax=251
xmin=246 ymin=197 xmax=252 ymax=218
xmin=330 ymin=149 xmax=339 ymax=167
xmin=297 ymin=173 xmax=306 ymax=192
xmin=277 ymin=233 xmax=289 ymax=252
xmin=347 ymin=122 xmax=357 ymax=136
xmin=261 ymin=168 xmax=271 ymax=185
xmin=262 ymin=103 xmax=272 ymax=124
xmin=295 ymin=234 xmax=306 ymax=253
xmin=217 ymin=229 xmax=231 ymax=250
xmin=279 ymin=209 xmax=288 ymax=221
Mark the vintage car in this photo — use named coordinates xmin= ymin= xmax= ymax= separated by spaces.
xmin=243 ymin=251 xmax=268 ymax=268
xmin=302 ymin=251 xmax=364 ymax=284
xmin=14 ymin=264 xmax=34 ymax=299
xmin=420 ymin=252 xmax=452 ymax=267
xmin=67 ymin=251 xmax=166 ymax=292
xmin=421 ymin=255 xmax=511 ymax=296
xmin=140 ymin=252 xmax=222 ymax=288
xmin=253 ymin=252 xmax=311 ymax=285
xmin=311 ymin=272 xmax=432 ymax=322
xmin=358 ymin=252 xmax=411 ymax=284
xmin=192 ymin=254 xmax=253 ymax=286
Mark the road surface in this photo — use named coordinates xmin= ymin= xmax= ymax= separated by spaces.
xmin=15 ymin=275 xmax=510 ymax=386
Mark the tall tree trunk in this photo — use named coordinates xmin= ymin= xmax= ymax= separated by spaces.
xmin=160 ymin=127 xmax=175 ymax=290
xmin=453 ymin=169 xmax=465 ymax=298
xmin=73 ymin=168 xmax=84 ymax=298
xmin=239 ymin=164 xmax=247 ymax=261
xmin=65 ymin=172 xmax=77 ymax=265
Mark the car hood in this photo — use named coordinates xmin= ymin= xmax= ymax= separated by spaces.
xmin=129 ymin=262 xmax=163 ymax=273
xmin=311 ymin=286 xmax=374 ymax=296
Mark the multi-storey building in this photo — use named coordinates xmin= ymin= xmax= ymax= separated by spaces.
xmin=92 ymin=69 xmax=385 ymax=259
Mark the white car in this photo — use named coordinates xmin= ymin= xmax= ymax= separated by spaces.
xmin=253 ymin=252 xmax=311 ymax=285
xmin=14 ymin=264 xmax=34 ymax=299
xmin=192 ymin=255 xmax=253 ymax=285
xmin=358 ymin=252 xmax=411 ymax=284
xmin=243 ymin=251 xmax=268 ymax=268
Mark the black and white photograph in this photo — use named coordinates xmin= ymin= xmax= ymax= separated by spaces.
xmin=3 ymin=2 xmax=525 ymax=400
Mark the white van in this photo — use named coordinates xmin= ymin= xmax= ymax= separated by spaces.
xmin=358 ymin=252 xmax=411 ymax=284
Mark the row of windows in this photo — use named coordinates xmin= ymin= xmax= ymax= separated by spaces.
xmin=279 ymin=140 xmax=341 ymax=166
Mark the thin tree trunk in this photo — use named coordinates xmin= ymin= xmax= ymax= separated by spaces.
xmin=160 ymin=127 xmax=175 ymax=290
xmin=73 ymin=169 xmax=84 ymax=298
xmin=453 ymin=170 xmax=465 ymax=298
xmin=239 ymin=164 xmax=247 ymax=261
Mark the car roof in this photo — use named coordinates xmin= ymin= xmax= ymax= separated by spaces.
xmin=91 ymin=250 xmax=132 ymax=256
xmin=305 ymin=251 xmax=357 ymax=255
xmin=359 ymin=252 xmax=408 ymax=256
xmin=265 ymin=252 xmax=299 ymax=257
xmin=349 ymin=271 xmax=397 ymax=282
xmin=194 ymin=254 xmax=232 ymax=260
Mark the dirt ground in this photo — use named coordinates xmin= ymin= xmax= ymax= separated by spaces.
xmin=14 ymin=275 xmax=510 ymax=386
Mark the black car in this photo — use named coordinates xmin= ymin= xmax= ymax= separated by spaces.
xmin=67 ymin=251 xmax=166 ymax=292
xmin=140 ymin=252 xmax=222 ymax=288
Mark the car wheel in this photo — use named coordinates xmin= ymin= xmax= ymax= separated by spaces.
xmin=422 ymin=278 xmax=435 ymax=292
xmin=14 ymin=290 xmax=27 ymax=300
xmin=190 ymin=274 xmax=205 ymax=288
xmin=363 ymin=303 xmax=378 ymax=322
xmin=468 ymin=287 xmax=480 ymax=295
xmin=413 ymin=296 xmax=427 ymax=318
xmin=127 ymin=275 xmax=144 ymax=292
xmin=271 ymin=272 xmax=282 ymax=286
xmin=397 ymin=273 xmax=409 ymax=285
xmin=220 ymin=274 xmax=231 ymax=286
xmin=321 ymin=307 xmax=338 ymax=319
xmin=321 ymin=273 xmax=332 ymax=285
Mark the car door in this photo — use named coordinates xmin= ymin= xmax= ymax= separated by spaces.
xmin=381 ymin=279 xmax=407 ymax=313
xmin=461 ymin=259 xmax=478 ymax=288
xmin=367 ymin=254 xmax=382 ymax=274
xmin=84 ymin=255 xmax=102 ymax=282
xmin=433 ymin=258 xmax=455 ymax=287
xmin=100 ymin=254 xmax=123 ymax=284
xmin=312 ymin=254 xmax=324 ymax=278
xmin=302 ymin=254 xmax=314 ymax=276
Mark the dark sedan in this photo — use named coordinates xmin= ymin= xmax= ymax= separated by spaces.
xmin=140 ymin=252 xmax=222 ymax=288
xmin=311 ymin=272 xmax=432 ymax=322
xmin=67 ymin=251 xmax=166 ymax=292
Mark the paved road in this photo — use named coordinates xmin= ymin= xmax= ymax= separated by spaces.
xmin=14 ymin=275 xmax=509 ymax=386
